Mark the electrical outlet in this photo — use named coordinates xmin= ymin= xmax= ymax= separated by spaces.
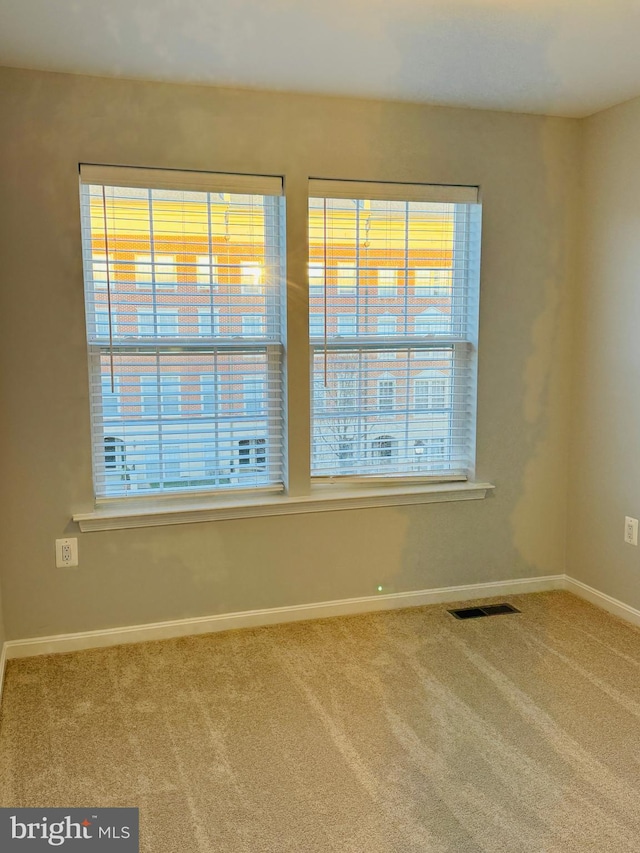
xmin=56 ymin=538 xmax=78 ymax=568
xmin=624 ymin=517 xmax=638 ymax=546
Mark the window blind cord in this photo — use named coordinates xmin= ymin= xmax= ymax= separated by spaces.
xmin=100 ymin=185 xmax=116 ymax=392
xmin=323 ymin=197 xmax=328 ymax=387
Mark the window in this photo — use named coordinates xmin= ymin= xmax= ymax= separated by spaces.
xmin=135 ymin=254 xmax=176 ymax=289
xmin=376 ymin=314 xmax=397 ymax=336
xmin=139 ymin=374 xmax=158 ymax=417
xmin=157 ymin=310 xmax=178 ymax=337
xmin=337 ymin=377 xmax=357 ymax=412
xmin=414 ymin=268 xmax=452 ymax=297
xmin=336 ymin=314 xmax=356 ymax=337
xmin=240 ymin=262 xmax=262 ymax=294
xmin=198 ymin=308 xmax=218 ymax=337
xmin=414 ymin=309 xmax=449 ymax=336
xmin=309 ymin=180 xmax=481 ymax=479
xmin=81 ymin=166 xmax=284 ymax=497
xmin=80 ymin=169 xmax=480 ymax=513
xmin=90 ymin=253 xmax=113 ymax=291
xmin=413 ymin=438 xmax=447 ymax=467
xmin=95 ymin=311 xmax=110 ymax=338
xmin=336 ymin=262 xmax=356 ymax=293
xmin=195 ymin=254 xmax=218 ymax=289
xmin=377 ymin=377 xmax=396 ymax=412
xmin=309 ymin=263 xmax=324 ymax=297
xmin=371 ymin=435 xmax=396 ymax=461
xmin=242 ymin=315 xmax=264 ymax=337
xmin=243 ymin=379 xmax=265 ymax=414
xmin=238 ymin=438 xmax=266 ymax=469
xmin=137 ymin=311 xmax=155 ymax=337
xmin=200 ymin=374 xmax=218 ymax=414
xmin=377 ymin=268 xmax=397 ymax=297
xmin=309 ymin=313 xmax=324 ymax=338
xmin=104 ymin=436 xmax=126 ymax=471
xmin=160 ymin=374 xmax=181 ymax=415
xmin=414 ymin=377 xmax=448 ymax=411
xmin=101 ymin=376 xmax=120 ymax=418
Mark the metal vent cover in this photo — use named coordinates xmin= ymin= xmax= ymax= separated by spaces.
xmin=448 ymin=603 xmax=520 ymax=620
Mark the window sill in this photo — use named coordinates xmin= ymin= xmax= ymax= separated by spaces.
xmin=73 ymin=481 xmax=495 ymax=532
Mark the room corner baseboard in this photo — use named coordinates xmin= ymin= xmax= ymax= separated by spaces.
xmin=4 ymin=574 xmax=564 ymax=660
xmin=564 ymin=575 xmax=640 ymax=629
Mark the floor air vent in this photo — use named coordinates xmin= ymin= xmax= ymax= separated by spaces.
xmin=448 ymin=603 xmax=520 ymax=620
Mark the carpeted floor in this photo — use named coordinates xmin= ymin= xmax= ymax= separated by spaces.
xmin=2 ymin=590 xmax=640 ymax=852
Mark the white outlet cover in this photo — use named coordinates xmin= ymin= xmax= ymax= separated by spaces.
xmin=55 ymin=538 xmax=79 ymax=568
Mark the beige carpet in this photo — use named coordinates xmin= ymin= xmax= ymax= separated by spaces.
xmin=2 ymin=590 xmax=640 ymax=852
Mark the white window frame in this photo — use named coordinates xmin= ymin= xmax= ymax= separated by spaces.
xmin=75 ymin=172 xmax=490 ymax=531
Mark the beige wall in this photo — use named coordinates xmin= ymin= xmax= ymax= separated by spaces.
xmin=568 ymin=96 xmax=640 ymax=606
xmin=0 ymin=67 xmax=579 ymax=640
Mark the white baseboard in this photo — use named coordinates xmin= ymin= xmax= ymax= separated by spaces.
xmin=4 ymin=574 xmax=565 ymax=660
xmin=564 ymin=575 xmax=640 ymax=629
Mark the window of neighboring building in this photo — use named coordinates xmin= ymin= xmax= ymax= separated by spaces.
xmin=242 ymin=314 xmax=264 ymax=337
xmin=414 ymin=376 xmax=448 ymax=410
xmin=238 ymin=438 xmax=266 ymax=470
xmin=337 ymin=314 xmax=356 ymax=337
xmin=160 ymin=374 xmax=181 ymax=415
xmin=101 ymin=376 xmax=120 ymax=418
xmin=243 ymin=379 xmax=265 ymax=414
xmin=200 ymin=374 xmax=218 ymax=415
xmin=137 ymin=310 xmax=155 ymax=337
xmin=310 ymin=313 xmax=324 ymax=338
xmin=414 ymin=268 xmax=452 ymax=297
xmin=336 ymin=261 xmax=356 ymax=293
xmin=414 ymin=309 xmax=449 ymax=336
xmin=377 ymin=268 xmax=397 ymax=298
xmin=95 ymin=311 xmax=110 ymax=338
xmin=90 ymin=253 xmax=113 ymax=291
xmin=157 ymin=310 xmax=178 ymax=337
xmin=240 ymin=261 xmax=263 ymax=294
xmin=377 ymin=377 xmax=396 ymax=412
xmin=309 ymin=263 xmax=324 ymax=298
xmin=134 ymin=253 xmax=177 ymax=289
xmin=198 ymin=308 xmax=218 ymax=337
xmin=195 ymin=254 xmax=218 ymax=289
xmin=376 ymin=314 xmax=397 ymax=336
xmin=371 ymin=435 xmax=396 ymax=460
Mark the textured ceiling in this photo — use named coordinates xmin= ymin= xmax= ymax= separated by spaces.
xmin=1 ymin=0 xmax=640 ymax=116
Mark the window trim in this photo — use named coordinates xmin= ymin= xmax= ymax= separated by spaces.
xmin=73 ymin=481 xmax=495 ymax=531
xmin=77 ymin=166 xmax=490 ymax=526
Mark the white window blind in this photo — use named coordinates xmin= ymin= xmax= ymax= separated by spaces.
xmin=308 ymin=180 xmax=481 ymax=480
xmin=80 ymin=165 xmax=285 ymax=498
